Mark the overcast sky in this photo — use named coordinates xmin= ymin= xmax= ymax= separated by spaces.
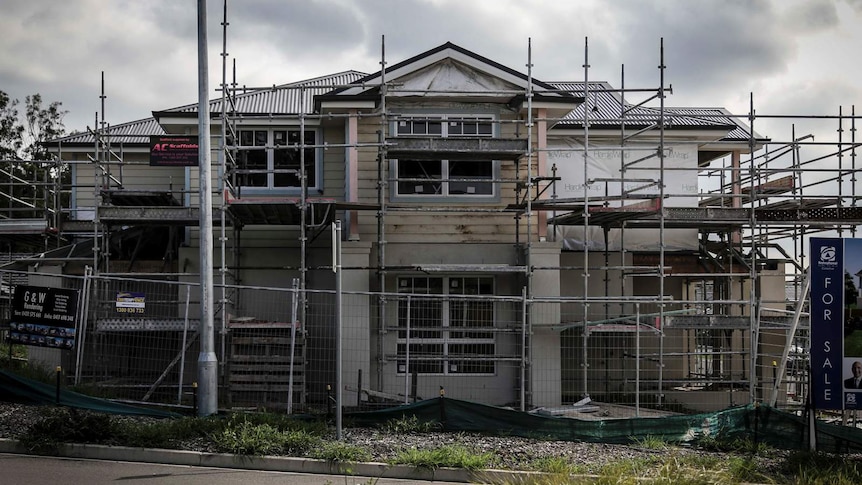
xmin=2 ymin=0 xmax=861 ymax=141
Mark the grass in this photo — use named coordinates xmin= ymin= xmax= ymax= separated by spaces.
xmin=529 ymin=456 xmax=586 ymax=475
xmin=631 ymin=434 xmax=671 ymax=450
xmin=382 ymin=414 xmax=439 ymax=433
xmin=391 ymin=444 xmax=495 ymax=470
xmin=311 ymin=441 xmax=372 ymax=463
xmin=13 ymin=406 xmax=862 ymax=484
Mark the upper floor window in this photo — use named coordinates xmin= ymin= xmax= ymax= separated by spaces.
xmin=397 ymin=160 xmax=493 ymax=196
xmin=396 ymin=116 xmax=493 ymax=137
xmin=393 ymin=115 xmax=496 ymax=198
xmin=235 ymin=129 xmax=317 ymax=190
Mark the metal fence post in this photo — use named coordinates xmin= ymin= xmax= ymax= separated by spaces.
xmin=288 ymin=277 xmax=299 ymax=414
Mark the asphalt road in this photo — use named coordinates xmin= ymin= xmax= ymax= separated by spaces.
xmin=0 ymin=454 xmax=462 ymax=485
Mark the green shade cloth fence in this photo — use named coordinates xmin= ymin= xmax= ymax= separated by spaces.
xmin=0 ymin=369 xmax=177 ymax=418
xmin=345 ymin=396 xmax=862 ymax=453
xmin=4 ymin=368 xmax=862 ymax=453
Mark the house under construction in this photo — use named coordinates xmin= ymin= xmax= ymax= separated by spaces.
xmin=0 ymin=37 xmax=859 ymax=414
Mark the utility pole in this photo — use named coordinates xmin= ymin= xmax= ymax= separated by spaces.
xmin=197 ymin=0 xmax=218 ymax=416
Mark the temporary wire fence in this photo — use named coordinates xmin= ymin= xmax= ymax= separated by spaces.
xmin=0 ymin=270 xmax=811 ymax=417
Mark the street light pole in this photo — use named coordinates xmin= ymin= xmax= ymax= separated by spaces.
xmin=196 ymin=0 xmax=217 ymax=416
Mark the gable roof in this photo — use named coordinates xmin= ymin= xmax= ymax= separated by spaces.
xmin=47 ymin=44 xmax=760 ymax=150
xmin=323 ymin=42 xmax=576 ymax=102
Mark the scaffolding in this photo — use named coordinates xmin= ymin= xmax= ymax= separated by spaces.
xmin=2 ymin=5 xmax=860 ymax=414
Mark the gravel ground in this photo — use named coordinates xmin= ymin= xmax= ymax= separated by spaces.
xmin=0 ymin=402 xmax=786 ymax=474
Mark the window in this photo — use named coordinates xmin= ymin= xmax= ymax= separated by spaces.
xmin=394 ymin=115 xmax=496 ymax=198
xmin=235 ymin=129 xmax=316 ymax=190
xmin=396 ymin=276 xmax=495 ymax=375
xmin=395 ymin=116 xmax=493 ymax=137
xmin=396 ymin=160 xmax=493 ymax=196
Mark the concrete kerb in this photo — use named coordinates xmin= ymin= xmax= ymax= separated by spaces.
xmin=0 ymin=438 xmax=544 ymax=483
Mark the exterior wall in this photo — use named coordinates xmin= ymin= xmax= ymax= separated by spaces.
xmin=352 ymin=104 xmax=537 ymax=245
xmin=530 ymin=243 xmax=562 ymax=407
xmin=70 ymin=150 xmax=186 ymax=219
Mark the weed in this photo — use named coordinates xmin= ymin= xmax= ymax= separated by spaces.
xmin=19 ymin=407 xmax=115 ymax=453
xmin=116 ymin=416 xmax=222 ymax=449
xmin=529 ymin=456 xmax=583 ymax=474
xmin=693 ymin=433 xmax=769 ymax=454
xmin=779 ymin=451 xmax=862 ymax=485
xmin=631 ymin=434 xmax=671 ymax=450
xmin=392 ymin=444 xmax=494 ymax=470
xmin=213 ymin=421 xmax=322 ymax=456
xmin=312 ymin=441 xmax=372 ymax=463
xmin=382 ymin=414 xmax=439 ymax=433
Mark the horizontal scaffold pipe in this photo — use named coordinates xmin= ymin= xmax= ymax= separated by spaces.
xmin=384 ymin=326 xmax=523 ymax=334
xmin=381 ymin=354 xmax=524 ymax=362
xmin=227 ymin=142 xmax=390 ymax=150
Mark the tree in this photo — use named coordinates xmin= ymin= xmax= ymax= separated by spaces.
xmin=0 ymin=90 xmax=70 ymax=246
xmin=23 ymin=94 xmax=67 ymax=161
xmin=0 ymin=90 xmax=24 ymax=160
xmin=0 ymin=90 xmax=67 ymax=161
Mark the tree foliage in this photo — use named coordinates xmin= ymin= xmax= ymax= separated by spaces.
xmin=0 ymin=90 xmax=67 ymax=161
xmin=0 ymin=91 xmax=25 ymax=160
xmin=23 ymin=93 xmax=68 ymax=161
xmin=0 ymin=90 xmax=70 ymax=240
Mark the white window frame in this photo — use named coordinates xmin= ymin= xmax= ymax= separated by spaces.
xmin=396 ymin=276 xmax=496 ymax=376
xmin=235 ymin=128 xmax=320 ymax=193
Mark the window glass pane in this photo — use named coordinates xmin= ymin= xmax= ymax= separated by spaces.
xmin=427 ymin=121 xmax=442 ymax=135
xmin=397 ymin=118 xmax=442 ymax=136
xmin=448 ymin=343 xmax=495 ymax=374
xmin=448 ymin=120 xmax=462 ymax=136
xmin=449 ymin=277 xmax=494 ymax=339
xmin=448 ymin=161 xmax=493 ymax=195
xmin=397 ymin=277 xmax=443 ymax=339
xmin=397 ymin=160 xmax=442 ymax=195
xmin=274 ymin=130 xmax=315 ymax=188
xmin=397 ymin=343 xmax=444 ymax=374
xmin=446 ymin=117 xmax=492 ymax=137
xmin=238 ymin=130 xmax=267 ymax=187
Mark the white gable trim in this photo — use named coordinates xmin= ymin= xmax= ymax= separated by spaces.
xmin=339 ymin=47 xmax=534 ymax=96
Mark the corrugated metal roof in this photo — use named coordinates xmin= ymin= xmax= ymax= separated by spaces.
xmin=666 ymin=107 xmax=765 ymax=140
xmin=49 ymin=117 xmax=165 ymax=146
xmin=549 ymin=81 xmax=736 ymax=130
xmin=161 ymin=70 xmax=368 ymax=116
xmin=50 ymin=71 xmax=759 ymax=147
xmin=50 ymin=71 xmax=369 ymax=146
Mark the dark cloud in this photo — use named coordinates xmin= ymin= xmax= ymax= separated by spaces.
xmin=1 ymin=0 xmax=859 ymax=136
xmin=844 ymin=0 xmax=862 ymax=12
xmin=783 ymin=0 xmax=839 ymax=32
xmin=602 ymin=0 xmax=796 ymax=103
xmin=228 ymin=1 xmax=366 ymax=59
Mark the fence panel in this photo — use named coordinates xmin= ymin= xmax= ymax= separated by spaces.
xmin=79 ymin=276 xmax=199 ymax=407
xmin=0 ymin=269 xmax=813 ymax=417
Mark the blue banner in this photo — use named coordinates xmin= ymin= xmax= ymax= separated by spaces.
xmin=810 ymin=238 xmax=862 ymax=410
